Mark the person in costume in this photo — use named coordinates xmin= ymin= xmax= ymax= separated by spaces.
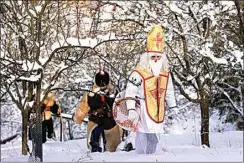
xmin=73 ymin=71 xmax=122 ymax=152
xmin=41 ymin=92 xmax=61 ymax=143
xmin=125 ymin=25 xmax=177 ymax=154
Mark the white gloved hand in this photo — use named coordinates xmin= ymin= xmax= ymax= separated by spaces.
xmin=128 ymin=109 xmax=137 ymax=121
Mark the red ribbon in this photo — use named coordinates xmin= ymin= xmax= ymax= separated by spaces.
xmin=101 ymin=95 xmax=105 ymax=102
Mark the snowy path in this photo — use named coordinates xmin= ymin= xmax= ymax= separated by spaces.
xmin=1 ymin=131 xmax=243 ymax=162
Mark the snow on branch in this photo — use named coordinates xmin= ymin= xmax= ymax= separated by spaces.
xmin=200 ymin=43 xmax=228 ymax=65
xmin=225 ymin=47 xmax=243 ymax=69
xmin=171 ymin=71 xmax=200 ymax=103
xmin=21 ymin=60 xmax=42 ymax=72
xmin=216 ymin=86 xmax=243 ymax=117
xmin=51 ymin=33 xmax=144 ymax=51
xmin=19 ymin=73 xmax=41 ymax=82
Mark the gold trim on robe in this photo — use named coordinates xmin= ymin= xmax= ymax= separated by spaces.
xmin=134 ymin=66 xmax=169 ymax=123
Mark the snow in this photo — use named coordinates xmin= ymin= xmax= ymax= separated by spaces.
xmin=186 ymin=75 xmax=195 ymax=81
xmin=58 ymin=113 xmax=88 ymax=122
xmin=2 ymin=95 xmax=242 ymax=162
xmin=28 ymin=10 xmax=36 ymax=17
xmin=220 ymin=1 xmax=235 ymax=7
xmin=22 ymin=60 xmax=43 ymax=71
xmin=146 ymin=10 xmax=157 ymax=19
xmin=1 ymin=1 xmax=243 ymax=162
xmin=80 ymin=17 xmax=92 ymax=31
xmin=1 ymin=91 xmax=242 ymax=162
xmin=184 ymin=88 xmax=198 ymax=100
xmin=39 ymin=56 xmax=50 ymax=65
xmin=51 ymin=37 xmax=94 ymax=50
xmin=200 ymin=43 xmax=228 ymax=65
xmin=100 ymin=5 xmax=114 ymax=19
xmin=35 ymin=5 xmax=42 ymax=13
xmin=51 ymin=33 xmax=143 ymax=51
xmin=210 ymin=110 xmax=237 ymax=132
xmin=233 ymin=49 xmax=244 ymax=69
xmin=26 ymin=101 xmax=35 ymax=108
xmin=1 ymin=103 xmax=22 ymax=140
xmin=19 ymin=73 xmax=41 ymax=82
xmin=168 ymin=3 xmax=182 ymax=15
xmin=1 ymin=131 xmax=243 ymax=162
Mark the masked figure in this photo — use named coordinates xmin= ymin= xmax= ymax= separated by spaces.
xmin=73 ymin=71 xmax=123 ymax=152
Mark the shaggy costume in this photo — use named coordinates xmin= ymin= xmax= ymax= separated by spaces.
xmin=41 ymin=93 xmax=61 ymax=143
xmin=73 ymin=71 xmax=122 ymax=152
xmin=28 ymin=93 xmax=61 ymax=143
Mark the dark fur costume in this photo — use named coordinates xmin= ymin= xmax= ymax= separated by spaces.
xmin=74 ymin=71 xmax=122 ymax=152
xmin=87 ymin=71 xmax=120 ymax=152
xmin=88 ymin=92 xmax=116 ymax=130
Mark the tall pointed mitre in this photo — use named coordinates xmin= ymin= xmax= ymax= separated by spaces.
xmin=146 ymin=25 xmax=165 ymax=54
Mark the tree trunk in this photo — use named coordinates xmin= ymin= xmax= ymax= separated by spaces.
xmin=20 ymin=81 xmax=34 ymax=155
xmin=60 ymin=116 xmax=63 ymax=141
xmin=21 ymin=109 xmax=28 ymax=155
xmin=34 ymin=76 xmax=43 ymax=161
xmin=242 ymin=85 xmax=244 ymax=119
xmin=68 ymin=120 xmax=73 ymax=140
xmin=200 ymin=99 xmax=210 ymax=147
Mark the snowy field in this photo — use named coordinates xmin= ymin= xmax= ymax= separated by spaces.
xmin=1 ymin=131 xmax=243 ymax=162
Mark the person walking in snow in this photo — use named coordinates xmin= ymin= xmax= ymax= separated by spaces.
xmin=124 ymin=25 xmax=177 ymax=154
xmin=28 ymin=92 xmax=61 ymax=143
xmin=73 ymin=71 xmax=122 ymax=152
xmin=41 ymin=92 xmax=61 ymax=143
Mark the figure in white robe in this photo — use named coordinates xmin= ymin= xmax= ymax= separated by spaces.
xmin=125 ymin=25 xmax=177 ymax=154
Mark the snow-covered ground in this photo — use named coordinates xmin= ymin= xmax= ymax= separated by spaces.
xmin=1 ymin=131 xmax=243 ymax=162
xmin=1 ymin=101 xmax=243 ymax=162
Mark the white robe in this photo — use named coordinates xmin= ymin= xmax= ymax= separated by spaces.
xmin=125 ymin=70 xmax=176 ymax=133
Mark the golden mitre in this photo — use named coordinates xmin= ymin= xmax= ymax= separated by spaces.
xmin=43 ymin=92 xmax=55 ymax=107
xmin=146 ymin=25 xmax=165 ymax=53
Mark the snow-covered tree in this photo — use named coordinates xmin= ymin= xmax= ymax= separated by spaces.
xmin=211 ymin=0 xmax=244 ymax=130
xmin=162 ymin=1 xmax=243 ymax=147
xmin=1 ymin=0 xmax=243 ymax=155
xmin=0 ymin=0 xmax=144 ymax=155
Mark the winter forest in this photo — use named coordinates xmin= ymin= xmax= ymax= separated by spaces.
xmin=0 ymin=0 xmax=243 ymax=162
